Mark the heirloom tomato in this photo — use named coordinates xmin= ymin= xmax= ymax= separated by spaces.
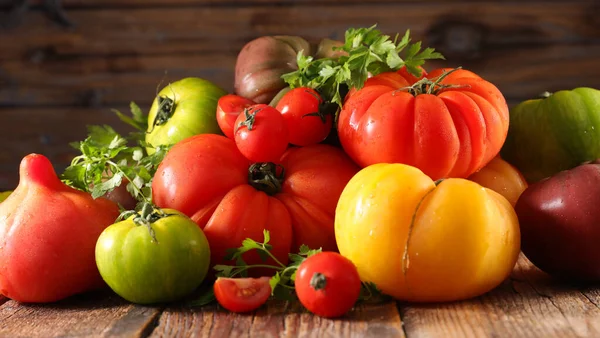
xmin=95 ymin=206 xmax=211 ymax=304
xmin=146 ymin=77 xmax=226 ymax=153
xmin=275 ymin=87 xmax=333 ymax=146
xmin=0 ymin=154 xmax=120 ymax=303
xmin=515 ymin=160 xmax=600 ymax=281
xmin=501 ymin=87 xmax=600 ymax=183
xmin=468 ymin=156 xmax=528 ymax=207
xmin=152 ymin=134 xmax=359 ymax=272
xmin=337 ymin=67 xmax=509 ymax=180
xmin=335 ymin=163 xmax=521 ymax=302
xmin=216 ymin=94 xmax=256 ymax=140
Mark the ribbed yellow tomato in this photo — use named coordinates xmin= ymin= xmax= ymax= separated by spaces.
xmin=335 ymin=163 xmax=520 ymax=302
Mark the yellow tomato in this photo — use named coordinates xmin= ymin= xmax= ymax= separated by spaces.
xmin=335 ymin=163 xmax=520 ymax=302
xmin=468 ymin=156 xmax=528 ymax=207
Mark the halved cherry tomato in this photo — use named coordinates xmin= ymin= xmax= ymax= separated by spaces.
xmin=294 ymin=252 xmax=361 ymax=318
xmin=234 ymin=104 xmax=289 ymax=162
xmin=217 ymin=94 xmax=256 ymax=139
xmin=275 ymin=87 xmax=333 ymax=146
xmin=214 ymin=277 xmax=271 ymax=313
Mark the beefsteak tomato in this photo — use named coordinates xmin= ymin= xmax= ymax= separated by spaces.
xmin=335 ymin=163 xmax=521 ymax=302
xmin=337 ymin=68 xmax=510 ymax=180
xmin=95 ymin=206 xmax=211 ymax=304
xmin=152 ymin=134 xmax=359 ymax=271
xmin=146 ymin=77 xmax=227 ymax=153
xmin=0 ymin=154 xmax=120 ymax=303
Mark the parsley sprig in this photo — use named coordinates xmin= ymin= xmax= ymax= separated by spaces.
xmin=281 ymin=25 xmax=445 ymax=107
xmin=61 ymin=102 xmax=170 ymax=202
xmin=188 ymin=230 xmax=388 ymax=307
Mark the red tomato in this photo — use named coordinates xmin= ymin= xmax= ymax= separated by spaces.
xmin=275 ymin=87 xmax=333 ymax=146
xmin=234 ymin=104 xmax=289 ymax=162
xmin=216 ymin=94 xmax=256 ymax=139
xmin=295 ymin=252 xmax=361 ymax=318
xmin=214 ymin=277 xmax=271 ymax=313
xmin=338 ymin=67 xmax=509 ymax=180
xmin=152 ymin=134 xmax=360 ymax=269
xmin=0 ymin=154 xmax=119 ymax=303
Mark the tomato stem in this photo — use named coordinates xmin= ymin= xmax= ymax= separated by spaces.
xmin=236 ymin=106 xmax=263 ymax=134
xmin=396 ymin=67 xmax=468 ymax=96
xmin=149 ymin=95 xmax=176 ymax=132
xmin=309 ymin=272 xmax=328 ymax=291
xmin=248 ymin=162 xmax=285 ymax=196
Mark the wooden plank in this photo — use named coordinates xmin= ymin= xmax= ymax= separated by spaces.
xmin=0 ymin=106 xmax=129 ymax=190
xmin=150 ymin=300 xmax=404 ymax=338
xmin=2 ymin=42 xmax=600 ymax=108
xmin=399 ymin=254 xmax=600 ymax=338
xmin=1 ymin=2 xmax=597 ymax=62
xmin=0 ymin=290 xmax=161 ymax=338
xmin=57 ymin=0 xmax=590 ymax=6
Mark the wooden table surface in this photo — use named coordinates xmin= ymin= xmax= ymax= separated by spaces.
xmin=1 ymin=254 xmax=599 ymax=338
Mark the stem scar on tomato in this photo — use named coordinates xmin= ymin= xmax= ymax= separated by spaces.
xmin=149 ymin=95 xmax=176 ymax=132
xmin=309 ymin=272 xmax=328 ymax=290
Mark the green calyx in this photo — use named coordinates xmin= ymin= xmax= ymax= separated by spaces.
xmin=150 ymin=96 xmax=176 ymax=130
xmin=248 ymin=162 xmax=285 ymax=196
xmin=118 ymin=202 xmax=172 ymax=244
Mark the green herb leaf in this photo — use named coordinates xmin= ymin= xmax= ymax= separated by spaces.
xmin=281 ymin=24 xmax=444 ymax=108
xmin=186 ymin=288 xmax=216 ymax=307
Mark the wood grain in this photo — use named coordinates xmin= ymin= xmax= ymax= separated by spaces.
xmin=150 ymin=300 xmax=404 ymax=338
xmin=2 ymin=42 xmax=599 ymax=108
xmin=0 ymin=291 xmax=161 ymax=338
xmin=1 ymin=2 xmax=597 ymax=61
xmin=399 ymin=255 xmax=600 ymax=338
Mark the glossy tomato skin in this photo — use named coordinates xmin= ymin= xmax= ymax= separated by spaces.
xmin=234 ymin=104 xmax=289 ymax=163
xmin=515 ymin=162 xmax=600 ymax=281
xmin=146 ymin=77 xmax=227 ymax=153
xmin=216 ymin=94 xmax=256 ymax=140
xmin=0 ymin=154 xmax=120 ymax=303
xmin=335 ymin=163 xmax=520 ymax=302
xmin=338 ymin=68 xmax=509 ymax=180
xmin=95 ymin=209 xmax=211 ymax=304
xmin=468 ymin=156 xmax=528 ymax=207
xmin=152 ymin=135 xmax=360 ymax=269
xmin=152 ymin=134 xmax=293 ymax=271
xmin=276 ymin=144 xmax=360 ymax=252
xmin=203 ymin=184 xmax=293 ymax=275
xmin=214 ymin=277 xmax=271 ymax=313
xmin=276 ymin=88 xmax=333 ymax=146
xmin=295 ymin=252 xmax=361 ymax=318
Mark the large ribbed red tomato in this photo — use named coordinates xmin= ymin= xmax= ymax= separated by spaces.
xmin=151 ymin=135 xmax=359 ymax=272
xmin=337 ymin=68 xmax=509 ymax=180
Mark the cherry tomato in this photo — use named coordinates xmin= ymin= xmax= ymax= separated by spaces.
xmin=295 ymin=252 xmax=361 ymax=318
xmin=234 ymin=104 xmax=289 ymax=163
xmin=217 ymin=94 xmax=256 ymax=139
xmin=214 ymin=277 xmax=271 ymax=313
xmin=276 ymin=87 xmax=333 ymax=146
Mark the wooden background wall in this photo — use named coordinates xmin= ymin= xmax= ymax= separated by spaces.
xmin=1 ymin=0 xmax=599 ymax=190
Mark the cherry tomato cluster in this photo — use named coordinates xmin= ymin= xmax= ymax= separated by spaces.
xmin=216 ymin=88 xmax=334 ymax=162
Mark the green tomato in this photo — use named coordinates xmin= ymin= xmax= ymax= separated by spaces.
xmin=501 ymin=87 xmax=600 ymax=183
xmin=146 ymin=77 xmax=227 ymax=153
xmin=0 ymin=191 xmax=12 ymax=203
xmin=95 ymin=208 xmax=211 ymax=304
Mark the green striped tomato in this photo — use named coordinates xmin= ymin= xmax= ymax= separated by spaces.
xmin=501 ymin=87 xmax=600 ymax=183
